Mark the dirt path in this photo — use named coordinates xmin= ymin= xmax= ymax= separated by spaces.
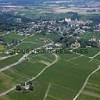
xmin=0 ymin=53 xmax=59 ymax=97
xmin=71 ymin=49 xmax=100 ymax=100
xmin=7 ymin=34 xmax=35 ymax=52
xmin=73 ymin=65 xmax=100 ymax=100
xmin=43 ymin=83 xmax=51 ymax=100
xmin=28 ymin=53 xmax=59 ymax=82
xmin=0 ymin=86 xmax=16 ymax=97
xmin=0 ymin=54 xmax=17 ymax=61
xmin=82 ymin=90 xmax=100 ymax=98
xmin=0 ymin=43 xmax=53 ymax=73
xmin=89 ymin=51 xmax=100 ymax=62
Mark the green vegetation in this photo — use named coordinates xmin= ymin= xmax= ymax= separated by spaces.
xmin=0 ymin=53 xmax=99 ymax=100
xmin=85 ymin=47 xmax=100 ymax=57
xmin=81 ymin=32 xmax=100 ymax=40
xmin=0 ymin=45 xmax=5 ymax=52
xmin=78 ymin=71 xmax=100 ymax=100
xmin=0 ymin=53 xmax=55 ymax=93
xmin=3 ymin=32 xmax=24 ymax=43
xmin=77 ymin=95 xmax=100 ymax=100
xmin=0 ymin=54 xmax=22 ymax=69
xmin=0 ymin=7 xmax=100 ymax=100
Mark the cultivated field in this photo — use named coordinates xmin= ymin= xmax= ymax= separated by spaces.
xmin=0 ymin=33 xmax=100 ymax=100
xmin=0 ymin=53 xmax=100 ymax=100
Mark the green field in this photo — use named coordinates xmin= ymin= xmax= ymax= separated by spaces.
xmin=0 ymin=45 xmax=5 ymax=52
xmin=0 ymin=53 xmax=55 ymax=93
xmin=0 ymin=4 xmax=100 ymax=100
xmin=0 ymin=31 xmax=100 ymax=100
xmin=78 ymin=71 xmax=100 ymax=100
xmin=10 ymin=33 xmax=51 ymax=51
xmin=81 ymin=32 xmax=100 ymax=40
xmin=3 ymin=32 xmax=25 ymax=43
xmin=0 ymin=52 xmax=99 ymax=100
xmin=0 ymin=54 xmax=23 ymax=69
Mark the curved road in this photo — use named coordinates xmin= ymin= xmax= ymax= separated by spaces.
xmin=0 ymin=53 xmax=59 ymax=97
xmin=73 ymin=65 xmax=100 ymax=100
xmin=0 ymin=42 xmax=53 ymax=73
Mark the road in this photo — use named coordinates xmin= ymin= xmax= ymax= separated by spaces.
xmin=1 ymin=45 xmax=99 ymax=99
xmin=0 ymin=42 xmax=53 ymax=73
xmin=0 ymin=53 xmax=59 ymax=97
xmin=82 ymin=90 xmax=100 ymax=98
xmin=43 ymin=83 xmax=51 ymax=100
xmin=29 ymin=53 xmax=59 ymax=82
xmin=73 ymin=65 xmax=100 ymax=100
xmin=7 ymin=34 xmax=35 ymax=52
xmin=0 ymin=54 xmax=17 ymax=61
xmin=89 ymin=51 xmax=100 ymax=62
xmin=0 ymin=86 xmax=16 ymax=97
xmin=66 ymin=49 xmax=100 ymax=100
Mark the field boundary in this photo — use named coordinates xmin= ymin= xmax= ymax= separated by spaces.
xmin=43 ymin=83 xmax=51 ymax=100
xmin=0 ymin=53 xmax=59 ymax=97
xmin=73 ymin=65 xmax=100 ymax=100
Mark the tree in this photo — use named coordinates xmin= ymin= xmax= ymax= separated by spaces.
xmin=29 ymin=85 xmax=34 ymax=91
xmin=28 ymin=81 xmax=33 ymax=85
xmin=16 ymin=85 xmax=22 ymax=91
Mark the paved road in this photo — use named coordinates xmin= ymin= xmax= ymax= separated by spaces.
xmin=0 ymin=53 xmax=59 ymax=97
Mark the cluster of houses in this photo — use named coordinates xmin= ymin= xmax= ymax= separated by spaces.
xmin=13 ymin=17 xmax=92 ymax=36
xmin=70 ymin=40 xmax=81 ymax=49
xmin=31 ymin=42 xmax=62 ymax=54
xmin=16 ymin=81 xmax=34 ymax=92
xmin=0 ymin=16 xmax=100 ymax=54
xmin=95 ymin=24 xmax=100 ymax=32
